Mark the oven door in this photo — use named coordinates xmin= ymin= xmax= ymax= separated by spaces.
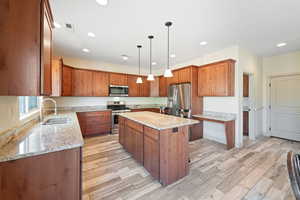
xmin=109 ymin=85 xmax=128 ymax=96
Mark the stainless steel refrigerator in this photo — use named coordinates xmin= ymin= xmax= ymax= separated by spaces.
xmin=167 ymin=83 xmax=192 ymax=118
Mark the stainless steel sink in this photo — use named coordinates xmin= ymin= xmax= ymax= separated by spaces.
xmin=42 ymin=117 xmax=71 ymax=125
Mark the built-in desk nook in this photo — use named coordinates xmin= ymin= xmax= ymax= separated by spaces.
xmin=193 ymin=111 xmax=236 ymax=150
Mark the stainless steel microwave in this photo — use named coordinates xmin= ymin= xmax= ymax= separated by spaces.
xmin=109 ymin=85 xmax=129 ymax=96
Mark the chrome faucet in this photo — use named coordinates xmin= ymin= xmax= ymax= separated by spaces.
xmin=40 ymin=98 xmax=57 ymax=122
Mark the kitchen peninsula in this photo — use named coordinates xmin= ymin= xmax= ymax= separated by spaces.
xmin=118 ymin=112 xmax=199 ymax=185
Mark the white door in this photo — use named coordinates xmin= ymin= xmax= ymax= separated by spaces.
xmin=270 ymin=75 xmax=300 ymax=141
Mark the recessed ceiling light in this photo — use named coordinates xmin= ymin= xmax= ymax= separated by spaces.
xmin=152 ymin=62 xmax=157 ymax=66
xmin=96 ymin=0 xmax=108 ymax=6
xmin=82 ymin=48 xmax=90 ymax=53
xmin=276 ymin=42 xmax=287 ymax=47
xmin=200 ymin=41 xmax=208 ymax=46
xmin=53 ymin=21 xmax=61 ymax=28
xmin=121 ymin=55 xmax=129 ymax=60
xmin=170 ymin=54 xmax=176 ymax=58
xmin=88 ymin=32 xmax=96 ymax=37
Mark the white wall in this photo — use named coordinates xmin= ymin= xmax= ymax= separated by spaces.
xmin=239 ymin=48 xmax=263 ymax=139
xmin=0 ymin=97 xmax=39 ymax=134
xmin=262 ymin=51 xmax=300 ymax=134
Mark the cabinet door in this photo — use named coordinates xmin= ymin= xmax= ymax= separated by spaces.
xmin=127 ymin=75 xmax=140 ymax=97
xmin=93 ymin=71 xmax=109 ymax=96
xmin=150 ymin=77 xmax=159 ymax=97
xmin=41 ymin=1 xmax=52 ymax=96
xmin=140 ymin=77 xmax=150 ymax=97
xmin=178 ymin=68 xmax=191 ymax=83
xmin=159 ymin=76 xmax=168 ymax=97
xmin=212 ymin=63 xmax=229 ymax=96
xmin=132 ymin=129 xmax=144 ymax=164
xmin=51 ymin=59 xmax=62 ymax=96
xmin=198 ymin=67 xmax=211 ymax=96
xmin=243 ymin=74 xmax=249 ymax=97
xmin=109 ymin=73 xmax=127 ymax=86
xmin=72 ymin=69 xmax=93 ymax=96
xmin=0 ymin=0 xmax=42 ymax=95
xmin=62 ymin=66 xmax=73 ymax=96
xmin=167 ymin=70 xmax=179 ymax=86
xmin=144 ymin=127 xmax=159 ymax=179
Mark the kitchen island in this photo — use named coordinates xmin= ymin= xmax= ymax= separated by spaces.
xmin=118 ymin=111 xmax=199 ymax=185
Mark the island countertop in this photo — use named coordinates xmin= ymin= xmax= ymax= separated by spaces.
xmin=0 ymin=112 xmax=84 ymax=162
xmin=119 ymin=111 xmax=199 ymax=130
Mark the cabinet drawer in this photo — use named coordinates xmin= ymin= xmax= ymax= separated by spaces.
xmin=127 ymin=120 xmax=143 ymax=132
xmin=144 ymin=126 xmax=159 ymax=141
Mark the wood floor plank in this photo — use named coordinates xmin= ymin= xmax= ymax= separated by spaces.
xmin=82 ymin=134 xmax=299 ymax=200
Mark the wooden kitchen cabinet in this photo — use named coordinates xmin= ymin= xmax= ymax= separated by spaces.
xmin=198 ymin=59 xmax=235 ymax=96
xmin=109 ymin=73 xmax=127 ymax=86
xmin=92 ymin=71 xmax=109 ymax=96
xmin=144 ymin=126 xmax=160 ymax=179
xmin=51 ymin=58 xmax=63 ymax=96
xmin=0 ymin=0 xmax=54 ymax=96
xmin=243 ymin=74 xmax=249 ymax=97
xmin=41 ymin=1 xmax=53 ymax=96
xmin=77 ymin=110 xmax=112 ymax=137
xmin=167 ymin=70 xmax=179 ymax=86
xmin=140 ymin=77 xmax=150 ymax=97
xmin=178 ymin=67 xmax=191 ymax=83
xmin=127 ymin=75 xmax=140 ymax=97
xmin=72 ymin=69 xmax=93 ymax=96
xmin=0 ymin=148 xmax=81 ymax=200
xmin=159 ymin=76 xmax=168 ymax=97
xmin=62 ymin=65 xmax=73 ymax=96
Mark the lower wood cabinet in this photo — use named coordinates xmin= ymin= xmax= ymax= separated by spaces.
xmin=77 ymin=110 xmax=112 ymax=137
xmin=144 ymin=126 xmax=160 ymax=179
xmin=119 ymin=116 xmax=125 ymax=145
xmin=0 ymin=148 xmax=81 ymax=200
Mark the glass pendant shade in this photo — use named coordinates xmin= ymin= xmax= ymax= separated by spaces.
xmin=136 ymin=77 xmax=143 ymax=84
xmin=164 ymin=68 xmax=173 ymax=77
xmin=147 ymin=74 xmax=154 ymax=81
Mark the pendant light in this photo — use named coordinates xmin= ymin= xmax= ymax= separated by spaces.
xmin=147 ymin=35 xmax=155 ymax=81
xmin=164 ymin=21 xmax=173 ymax=77
xmin=136 ymin=45 xmax=143 ymax=84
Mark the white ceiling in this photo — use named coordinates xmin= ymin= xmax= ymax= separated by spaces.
xmin=50 ymin=0 xmax=300 ymax=69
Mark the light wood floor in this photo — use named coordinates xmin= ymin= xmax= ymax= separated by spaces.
xmin=82 ymin=134 xmax=300 ymax=200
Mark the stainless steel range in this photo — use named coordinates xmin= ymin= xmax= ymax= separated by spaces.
xmin=107 ymin=101 xmax=131 ymax=131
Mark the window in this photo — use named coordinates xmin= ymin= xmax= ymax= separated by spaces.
xmin=19 ymin=96 xmax=41 ymax=119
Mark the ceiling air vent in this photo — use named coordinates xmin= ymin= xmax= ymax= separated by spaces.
xmin=65 ymin=23 xmax=75 ymax=32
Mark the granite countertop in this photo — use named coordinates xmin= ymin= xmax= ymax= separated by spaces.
xmin=119 ymin=111 xmax=199 ymax=130
xmin=193 ymin=111 xmax=236 ymax=122
xmin=0 ymin=112 xmax=84 ymax=163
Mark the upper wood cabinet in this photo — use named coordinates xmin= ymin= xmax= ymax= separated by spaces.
xmin=127 ymin=75 xmax=140 ymax=97
xmin=243 ymin=74 xmax=249 ymax=97
xmin=109 ymin=73 xmax=127 ymax=86
xmin=40 ymin=1 xmax=53 ymax=96
xmin=51 ymin=59 xmax=63 ymax=96
xmin=72 ymin=69 xmax=93 ymax=96
xmin=178 ymin=67 xmax=191 ymax=83
xmin=140 ymin=77 xmax=150 ymax=97
xmin=0 ymin=0 xmax=54 ymax=96
xmin=62 ymin=65 xmax=73 ymax=96
xmin=92 ymin=71 xmax=109 ymax=96
xmin=198 ymin=59 xmax=235 ymax=96
xmin=159 ymin=76 xmax=168 ymax=97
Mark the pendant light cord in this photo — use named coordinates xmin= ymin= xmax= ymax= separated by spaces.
xmin=139 ymin=47 xmax=141 ymax=75
xmin=167 ymin=25 xmax=170 ymax=70
xmin=150 ymin=38 xmax=152 ymax=74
